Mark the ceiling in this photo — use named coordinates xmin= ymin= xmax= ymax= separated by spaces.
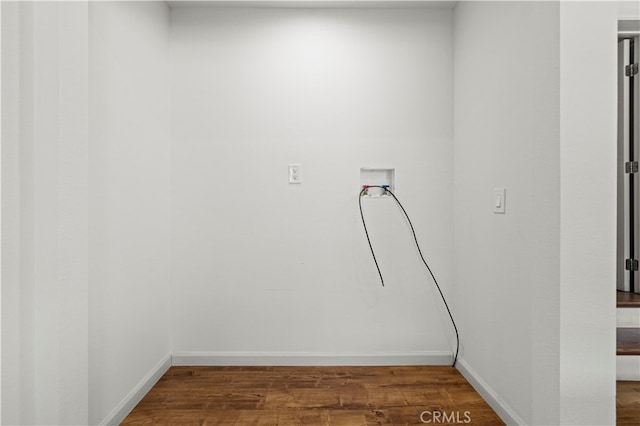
xmin=166 ymin=0 xmax=458 ymax=9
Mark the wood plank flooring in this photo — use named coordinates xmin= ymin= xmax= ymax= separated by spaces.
xmin=617 ymin=291 xmax=640 ymax=308
xmin=618 ymin=381 xmax=640 ymax=426
xmin=122 ymin=366 xmax=504 ymax=425
xmin=617 ymin=328 xmax=640 ymax=356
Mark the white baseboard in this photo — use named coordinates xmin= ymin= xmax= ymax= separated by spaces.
xmin=171 ymin=351 xmax=453 ymax=366
xmin=617 ymin=307 xmax=640 ymax=327
xmin=617 ymin=355 xmax=640 ymax=381
xmin=456 ymin=358 xmax=524 ymax=426
xmin=99 ymin=353 xmax=172 ymax=426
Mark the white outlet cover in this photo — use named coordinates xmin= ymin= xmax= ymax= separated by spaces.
xmin=289 ymin=164 xmax=301 ymax=184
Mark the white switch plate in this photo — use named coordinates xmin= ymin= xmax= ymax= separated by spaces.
xmin=494 ymin=188 xmax=506 ymax=214
xmin=289 ymin=164 xmax=301 ymax=184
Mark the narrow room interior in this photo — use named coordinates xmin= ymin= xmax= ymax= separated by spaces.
xmin=2 ymin=1 xmax=639 ymax=425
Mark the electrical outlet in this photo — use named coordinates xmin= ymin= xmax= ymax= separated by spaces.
xmin=289 ymin=164 xmax=301 ymax=184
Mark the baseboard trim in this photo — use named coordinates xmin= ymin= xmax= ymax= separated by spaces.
xmin=99 ymin=353 xmax=172 ymax=426
xmin=456 ymin=358 xmax=525 ymax=426
xmin=171 ymin=351 xmax=453 ymax=366
xmin=617 ymin=355 xmax=640 ymax=380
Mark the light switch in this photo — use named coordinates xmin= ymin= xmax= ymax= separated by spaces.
xmin=493 ymin=188 xmax=506 ymax=214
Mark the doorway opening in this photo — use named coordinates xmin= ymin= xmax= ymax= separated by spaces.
xmin=617 ymin=22 xmax=640 ymax=295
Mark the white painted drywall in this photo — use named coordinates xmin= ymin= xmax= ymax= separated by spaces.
xmin=1 ymin=2 xmax=90 ymax=424
xmin=454 ymin=2 xmax=560 ymax=425
xmin=0 ymin=4 xmax=3 ymax=421
xmin=559 ymin=2 xmax=639 ymax=425
xmin=0 ymin=2 xmax=3 ymax=421
xmin=88 ymin=2 xmax=171 ymax=424
xmin=3 ymin=2 xmax=637 ymax=424
xmin=170 ymin=7 xmax=455 ymax=360
xmin=0 ymin=2 xmax=19 ymax=424
xmin=455 ymin=1 xmax=640 ymax=425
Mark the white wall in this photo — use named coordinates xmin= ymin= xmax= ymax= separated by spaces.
xmin=2 ymin=2 xmax=172 ymax=423
xmin=4 ymin=2 xmax=638 ymax=424
xmin=559 ymin=2 xmax=639 ymax=425
xmin=2 ymin=3 xmax=19 ymax=422
xmin=88 ymin=2 xmax=171 ymax=424
xmin=455 ymin=1 xmax=640 ymax=425
xmin=1 ymin=2 xmax=21 ymax=423
xmin=170 ymin=6 xmax=456 ymax=362
xmin=1 ymin=2 xmax=90 ymax=424
xmin=454 ymin=2 xmax=560 ymax=425
xmin=1 ymin=5 xmax=3 ymax=421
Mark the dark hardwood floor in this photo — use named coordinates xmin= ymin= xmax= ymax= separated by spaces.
xmin=617 ymin=291 xmax=640 ymax=308
xmin=618 ymin=328 xmax=640 ymax=356
xmin=122 ymin=366 xmax=504 ymax=425
xmin=616 ymin=291 xmax=640 ymax=425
